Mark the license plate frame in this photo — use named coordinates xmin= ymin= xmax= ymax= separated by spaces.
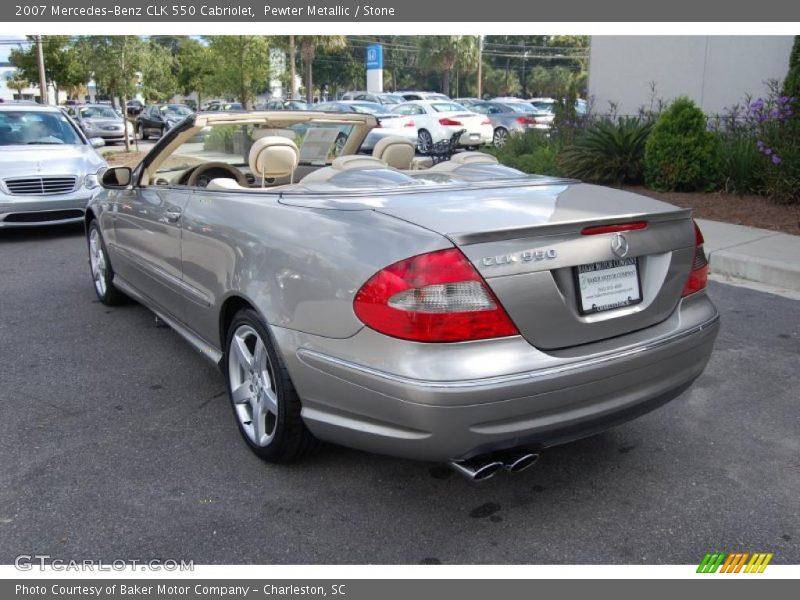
xmin=574 ymin=257 xmax=643 ymax=315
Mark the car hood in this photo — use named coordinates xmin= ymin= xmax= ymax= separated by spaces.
xmin=0 ymin=144 xmax=106 ymax=177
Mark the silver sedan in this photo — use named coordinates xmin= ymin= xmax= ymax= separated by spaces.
xmin=85 ymin=110 xmax=719 ymax=480
xmin=0 ymin=104 xmax=106 ymax=228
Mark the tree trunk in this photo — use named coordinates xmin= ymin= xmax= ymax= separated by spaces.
xmin=442 ymin=70 xmax=451 ymax=97
xmin=289 ymin=36 xmax=297 ymax=99
xmin=121 ymin=93 xmax=130 ymax=152
xmin=305 ymin=55 xmax=313 ymax=103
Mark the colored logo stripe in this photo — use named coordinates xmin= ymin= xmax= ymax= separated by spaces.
xmin=697 ymin=552 xmax=773 ymax=573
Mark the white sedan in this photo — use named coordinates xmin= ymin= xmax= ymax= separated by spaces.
xmin=391 ymin=100 xmax=493 ymax=150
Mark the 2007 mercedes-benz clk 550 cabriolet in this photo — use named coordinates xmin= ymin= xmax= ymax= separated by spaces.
xmin=85 ymin=110 xmax=719 ymax=480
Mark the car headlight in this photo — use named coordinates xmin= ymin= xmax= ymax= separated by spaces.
xmin=84 ymin=167 xmax=104 ymax=190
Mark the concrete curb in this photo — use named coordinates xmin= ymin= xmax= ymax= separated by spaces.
xmin=696 ymin=219 xmax=800 ymax=293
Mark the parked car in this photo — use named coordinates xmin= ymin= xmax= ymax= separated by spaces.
xmin=397 ymin=91 xmax=451 ymax=102
xmin=68 ymin=104 xmax=134 ymax=144
xmin=0 ymin=103 xmax=106 ymax=228
xmin=203 ymin=101 xmax=245 ymax=112
xmin=340 ymin=91 xmax=405 ymax=105
xmin=453 ymin=97 xmax=482 ymax=108
xmin=391 ymin=100 xmax=492 ymax=150
xmin=314 ymin=100 xmax=417 ymax=151
xmin=493 ymin=97 xmax=555 ymax=130
xmin=85 ymin=109 xmax=719 ymax=479
xmin=135 ymin=104 xmax=194 ymax=139
xmin=126 ymin=99 xmax=144 ymax=117
xmin=256 ymin=98 xmax=311 ymax=111
xmin=470 ymin=100 xmax=544 ymax=146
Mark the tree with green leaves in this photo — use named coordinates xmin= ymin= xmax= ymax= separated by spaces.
xmin=9 ymin=36 xmax=88 ymax=102
xmin=140 ymin=40 xmax=179 ymax=102
xmin=296 ymin=36 xmax=348 ymax=103
xmin=783 ymin=36 xmax=800 ymax=100
xmin=205 ymin=36 xmax=270 ymax=108
xmin=417 ymin=36 xmax=477 ymax=96
xmin=6 ymin=72 xmax=30 ymax=99
xmin=174 ymin=38 xmax=214 ymax=106
xmin=76 ymin=36 xmax=146 ymax=150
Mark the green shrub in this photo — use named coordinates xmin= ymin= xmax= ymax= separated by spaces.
xmin=558 ymin=117 xmax=653 ymax=186
xmin=717 ymin=131 xmax=763 ymax=195
xmin=486 ymin=130 xmax=564 ymax=177
xmin=644 ymin=97 xmax=721 ymax=191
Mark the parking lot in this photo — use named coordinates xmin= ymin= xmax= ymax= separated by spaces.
xmin=0 ymin=224 xmax=798 ymax=565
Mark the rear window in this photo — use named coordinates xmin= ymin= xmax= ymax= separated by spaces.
xmin=431 ymin=102 xmax=467 ymax=112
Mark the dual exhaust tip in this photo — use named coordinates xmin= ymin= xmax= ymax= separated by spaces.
xmin=449 ymin=450 xmax=540 ymax=481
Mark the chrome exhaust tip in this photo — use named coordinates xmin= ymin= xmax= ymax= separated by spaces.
xmin=449 ymin=458 xmax=505 ymax=481
xmin=500 ymin=451 xmax=540 ymax=473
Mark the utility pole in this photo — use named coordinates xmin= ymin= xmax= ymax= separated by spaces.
xmin=289 ymin=36 xmax=297 ymax=99
xmin=477 ymin=35 xmax=484 ymax=99
xmin=36 ymin=35 xmax=48 ymax=104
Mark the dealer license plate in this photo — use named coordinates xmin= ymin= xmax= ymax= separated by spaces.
xmin=575 ymin=258 xmax=642 ymax=315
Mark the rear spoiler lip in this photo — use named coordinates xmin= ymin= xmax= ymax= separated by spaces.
xmin=449 ymin=208 xmax=694 ymax=246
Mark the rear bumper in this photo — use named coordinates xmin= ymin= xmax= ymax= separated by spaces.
xmin=276 ymin=294 xmax=720 ymax=462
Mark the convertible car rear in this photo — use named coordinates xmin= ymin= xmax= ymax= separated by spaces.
xmin=86 ymin=111 xmax=719 ymax=480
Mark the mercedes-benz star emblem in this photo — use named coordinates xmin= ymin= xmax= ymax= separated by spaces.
xmin=611 ymin=232 xmax=629 ymax=258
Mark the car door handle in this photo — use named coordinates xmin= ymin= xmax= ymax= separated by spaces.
xmin=164 ymin=207 xmax=183 ymax=222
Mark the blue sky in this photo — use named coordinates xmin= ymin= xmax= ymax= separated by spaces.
xmin=0 ymin=35 xmax=30 ymax=63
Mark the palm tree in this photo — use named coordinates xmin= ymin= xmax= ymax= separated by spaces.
xmin=417 ymin=36 xmax=477 ymax=97
xmin=296 ymin=36 xmax=347 ymax=103
xmin=7 ymin=73 xmax=30 ymax=100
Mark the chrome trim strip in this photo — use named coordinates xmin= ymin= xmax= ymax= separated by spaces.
xmin=110 ymin=243 xmax=212 ymax=307
xmin=297 ymin=314 xmax=720 ymax=390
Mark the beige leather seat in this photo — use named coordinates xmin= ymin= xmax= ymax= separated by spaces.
xmin=428 ymin=151 xmax=499 ymax=172
xmin=207 ymin=136 xmax=299 ymax=191
xmin=372 ymin=136 xmax=415 ymax=170
xmin=301 ymin=154 xmax=388 ymax=184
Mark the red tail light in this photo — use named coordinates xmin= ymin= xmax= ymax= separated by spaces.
xmin=516 ymin=116 xmax=537 ymax=125
xmin=404 ymin=119 xmax=415 ymax=127
xmin=439 ymin=118 xmax=463 ymax=126
xmin=353 ymin=248 xmax=519 ymax=342
xmin=581 ymin=221 xmax=648 ymax=235
xmin=481 ymin=118 xmax=492 ymax=125
xmin=682 ymin=221 xmax=709 ymax=296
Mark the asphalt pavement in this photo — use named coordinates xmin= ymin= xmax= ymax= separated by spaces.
xmin=0 ymin=224 xmax=798 ymax=565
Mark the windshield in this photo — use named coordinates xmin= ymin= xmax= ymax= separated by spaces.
xmin=0 ymin=111 xmax=83 ymax=145
xmin=80 ymin=106 xmax=119 ymax=119
xmin=160 ymin=105 xmax=193 ymax=117
xmin=378 ymin=95 xmax=404 ymax=104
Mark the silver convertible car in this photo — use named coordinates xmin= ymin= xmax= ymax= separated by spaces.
xmin=86 ymin=111 xmax=719 ymax=480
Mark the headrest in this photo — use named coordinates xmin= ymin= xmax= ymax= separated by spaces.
xmin=249 ymin=136 xmax=299 ymax=179
xmin=372 ymin=136 xmax=416 ymax=170
xmin=449 ymin=151 xmax=499 ymax=165
xmin=331 ymin=155 xmax=387 ymax=171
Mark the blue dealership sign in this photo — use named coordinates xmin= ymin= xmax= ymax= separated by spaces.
xmin=366 ymin=44 xmax=383 ymax=70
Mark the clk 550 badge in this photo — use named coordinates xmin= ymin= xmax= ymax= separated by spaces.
xmin=481 ymin=248 xmax=557 ymax=267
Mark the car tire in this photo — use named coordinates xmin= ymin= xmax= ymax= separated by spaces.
xmin=493 ymin=127 xmax=509 ymax=147
xmin=224 ymin=308 xmax=320 ymax=463
xmin=417 ymin=129 xmax=433 ymax=153
xmin=87 ymin=220 xmax=128 ymax=306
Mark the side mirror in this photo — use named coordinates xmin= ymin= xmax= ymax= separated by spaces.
xmin=101 ymin=166 xmax=132 ymax=189
xmin=89 ymin=137 xmax=105 ymax=149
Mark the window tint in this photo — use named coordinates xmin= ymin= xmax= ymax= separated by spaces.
xmin=431 ymin=102 xmax=466 ymax=112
